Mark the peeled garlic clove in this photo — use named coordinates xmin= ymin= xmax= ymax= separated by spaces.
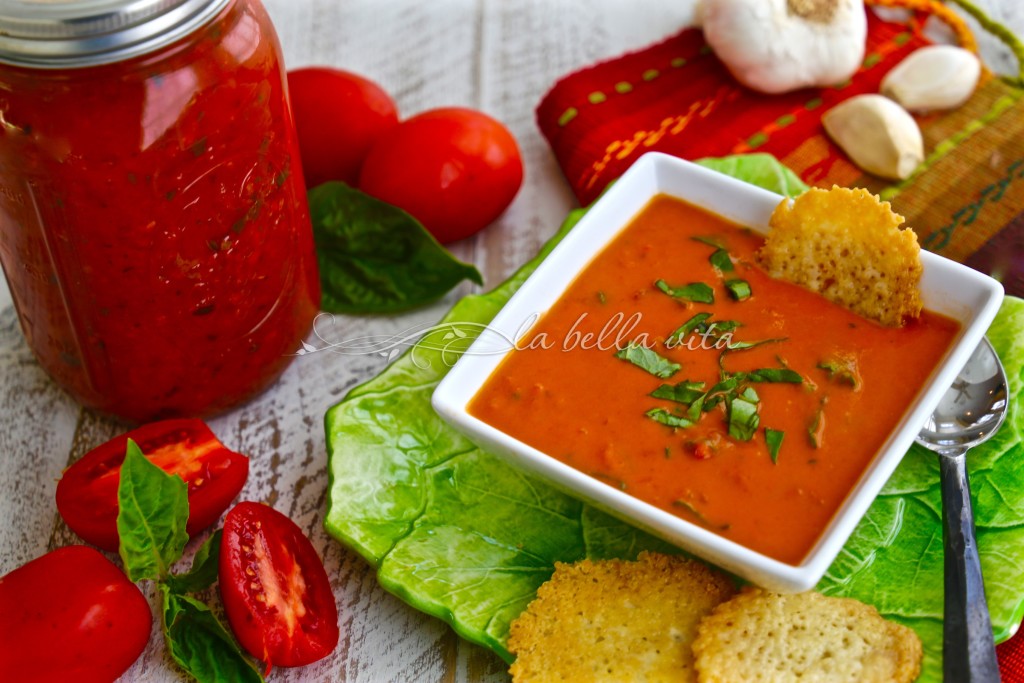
xmin=822 ymin=94 xmax=924 ymax=181
xmin=881 ymin=45 xmax=981 ymax=112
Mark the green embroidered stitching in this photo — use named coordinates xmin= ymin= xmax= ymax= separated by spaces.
xmin=880 ymin=90 xmax=1024 ymax=201
xmin=921 ymin=158 xmax=1024 ymax=251
xmin=557 ymin=107 xmax=578 ymax=126
xmin=746 ymin=132 xmax=768 ymax=149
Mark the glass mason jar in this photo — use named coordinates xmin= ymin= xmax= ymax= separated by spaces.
xmin=0 ymin=0 xmax=320 ymax=422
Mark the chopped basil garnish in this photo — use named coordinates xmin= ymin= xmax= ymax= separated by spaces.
xmin=808 ymin=399 xmax=828 ymax=448
xmin=650 ymin=380 xmax=706 ymax=405
xmin=667 ymin=312 xmax=713 ymax=345
xmin=615 ymin=342 xmax=680 ymax=379
xmin=726 ymin=336 xmax=787 ymax=351
xmin=705 ymin=376 xmax=741 ymax=403
xmin=646 ymin=408 xmax=694 ymax=429
xmin=725 ymin=278 xmax=752 ymax=301
xmin=745 ymin=368 xmax=804 ymax=384
xmin=686 ymin=394 xmax=706 ymax=421
xmin=673 ymin=499 xmax=730 ymax=530
xmin=817 ymin=355 xmax=862 ymax=390
xmin=655 ymin=279 xmax=715 ymax=304
xmin=710 ymin=248 xmax=735 ymax=273
xmin=728 ymin=393 xmax=760 ymax=441
xmin=691 ymin=235 xmax=725 ymax=249
xmin=765 ymin=428 xmax=785 ymax=464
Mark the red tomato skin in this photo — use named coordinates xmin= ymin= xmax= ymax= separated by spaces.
xmin=56 ymin=419 xmax=249 ymax=551
xmin=220 ymin=502 xmax=339 ymax=668
xmin=358 ymin=107 xmax=524 ymax=243
xmin=0 ymin=546 xmax=151 ymax=683
xmin=287 ymin=66 xmax=399 ymax=187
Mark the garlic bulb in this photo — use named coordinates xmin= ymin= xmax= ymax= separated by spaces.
xmin=881 ymin=45 xmax=981 ymax=112
xmin=699 ymin=0 xmax=867 ymax=94
xmin=822 ymin=94 xmax=924 ymax=180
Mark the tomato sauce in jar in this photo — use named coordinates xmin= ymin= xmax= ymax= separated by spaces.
xmin=0 ymin=0 xmax=320 ymax=421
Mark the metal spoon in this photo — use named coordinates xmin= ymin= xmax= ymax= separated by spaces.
xmin=916 ymin=336 xmax=1008 ymax=683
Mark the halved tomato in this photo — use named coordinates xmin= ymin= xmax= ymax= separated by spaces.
xmin=56 ymin=419 xmax=249 ymax=551
xmin=220 ymin=502 xmax=339 ymax=669
xmin=0 ymin=546 xmax=151 ymax=682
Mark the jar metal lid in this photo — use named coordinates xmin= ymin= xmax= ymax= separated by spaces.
xmin=0 ymin=0 xmax=233 ymax=68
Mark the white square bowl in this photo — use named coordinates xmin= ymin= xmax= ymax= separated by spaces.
xmin=431 ymin=152 xmax=1004 ymax=592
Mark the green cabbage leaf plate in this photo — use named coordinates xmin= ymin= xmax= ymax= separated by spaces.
xmin=325 ymin=154 xmax=1024 ymax=682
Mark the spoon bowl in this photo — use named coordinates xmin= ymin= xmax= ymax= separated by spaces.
xmin=915 ymin=336 xmax=1009 ymax=683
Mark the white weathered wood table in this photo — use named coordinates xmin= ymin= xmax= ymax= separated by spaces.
xmin=2 ymin=1 xmax=1023 ymax=681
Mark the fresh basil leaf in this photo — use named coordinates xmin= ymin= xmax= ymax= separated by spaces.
xmin=725 ymin=279 xmax=752 ymax=301
xmin=650 ymin=381 xmax=705 ymax=405
xmin=309 ymin=182 xmax=483 ymax=313
xmin=614 ymin=342 xmax=680 ymax=379
xmin=166 ymin=530 xmax=222 ymax=594
xmin=117 ymin=439 xmax=189 ymax=582
xmin=655 ymin=279 xmax=714 ymax=304
xmin=162 ymin=587 xmax=264 ymax=683
xmin=710 ymin=248 xmax=734 ymax=273
xmin=765 ymin=428 xmax=785 ymax=464
xmin=645 ymin=408 xmax=694 ymax=429
xmin=747 ymin=368 xmax=804 ymax=384
xmin=728 ymin=395 xmax=760 ymax=441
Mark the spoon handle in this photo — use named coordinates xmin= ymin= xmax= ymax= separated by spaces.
xmin=940 ymin=449 xmax=1001 ymax=682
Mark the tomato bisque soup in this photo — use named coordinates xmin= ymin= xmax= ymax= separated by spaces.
xmin=469 ymin=195 xmax=959 ymax=565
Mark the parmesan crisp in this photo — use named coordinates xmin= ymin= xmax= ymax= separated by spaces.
xmin=759 ymin=186 xmax=923 ymax=327
xmin=693 ymin=587 xmax=923 ymax=683
xmin=507 ymin=552 xmax=735 ymax=683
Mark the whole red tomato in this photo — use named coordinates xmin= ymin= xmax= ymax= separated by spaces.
xmin=288 ymin=66 xmax=399 ymax=187
xmin=56 ymin=419 xmax=249 ymax=551
xmin=220 ymin=502 xmax=339 ymax=669
xmin=358 ymin=107 xmax=524 ymax=243
xmin=0 ymin=546 xmax=151 ymax=682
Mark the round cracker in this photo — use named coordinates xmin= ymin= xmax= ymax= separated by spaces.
xmin=693 ymin=587 xmax=923 ymax=683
